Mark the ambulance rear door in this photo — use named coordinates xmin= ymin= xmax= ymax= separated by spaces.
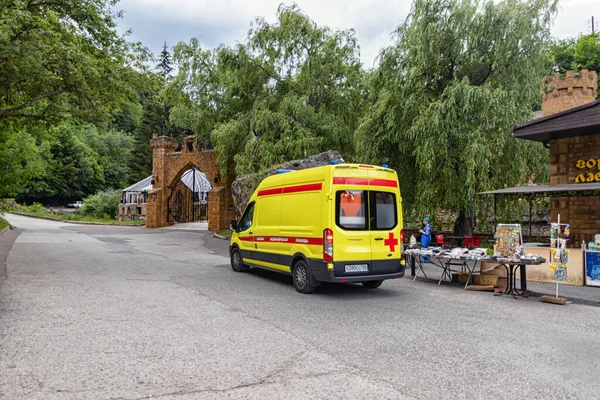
xmin=367 ymin=169 xmax=401 ymax=275
xmin=332 ymin=169 xmax=372 ymax=276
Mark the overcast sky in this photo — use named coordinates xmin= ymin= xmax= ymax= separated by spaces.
xmin=116 ymin=0 xmax=599 ymax=69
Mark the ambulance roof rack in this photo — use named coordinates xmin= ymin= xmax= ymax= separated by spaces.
xmin=275 ymin=169 xmax=293 ymax=174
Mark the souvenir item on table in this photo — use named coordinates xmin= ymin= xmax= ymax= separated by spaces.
xmin=410 ymin=235 xmax=417 ymax=246
xmin=466 ymin=248 xmax=489 ymax=260
xmin=519 ymin=254 xmax=546 ymax=264
xmin=494 ymin=224 xmax=522 ymax=259
xmin=548 ymin=214 xmax=569 ymax=299
xmin=449 ymin=247 xmax=468 ymax=259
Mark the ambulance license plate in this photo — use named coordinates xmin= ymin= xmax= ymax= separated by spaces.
xmin=345 ymin=264 xmax=368 ymax=273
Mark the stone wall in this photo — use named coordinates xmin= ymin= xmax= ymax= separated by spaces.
xmin=542 ymin=69 xmax=597 ymax=116
xmin=551 ymin=196 xmax=600 ymax=248
xmin=146 ymin=136 xmax=234 ymax=231
xmin=119 ymin=203 xmax=147 ymax=221
xmin=550 ymin=134 xmax=600 ymax=185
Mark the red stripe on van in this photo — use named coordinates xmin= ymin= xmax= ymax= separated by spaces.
xmin=257 ymin=187 xmax=283 ymax=197
xmin=369 ymin=179 xmax=398 ymax=188
xmin=258 ymin=183 xmax=322 ymax=197
xmin=333 ymin=177 xmax=398 ymax=188
xmin=333 ymin=177 xmax=369 ymax=186
xmin=239 ymin=236 xmax=323 ymax=245
xmin=282 ymin=183 xmax=323 ymax=194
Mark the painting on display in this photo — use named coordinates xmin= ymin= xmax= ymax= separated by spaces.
xmin=494 ymin=224 xmax=522 ymax=259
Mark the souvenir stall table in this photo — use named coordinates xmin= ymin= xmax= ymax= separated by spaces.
xmin=406 ymin=247 xmax=490 ymax=289
xmin=405 ymin=224 xmax=546 ymax=296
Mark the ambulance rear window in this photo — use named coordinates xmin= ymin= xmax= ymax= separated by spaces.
xmin=335 ymin=190 xmax=397 ymax=231
xmin=336 ymin=191 xmax=366 ymax=230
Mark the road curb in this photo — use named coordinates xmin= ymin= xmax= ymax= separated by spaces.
xmin=213 ymin=232 xmax=230 ymax=240
xmin=0 ymin=226 xmax=9 ymax=239
xmin=7 ymin=212 xmax=145 ymax=227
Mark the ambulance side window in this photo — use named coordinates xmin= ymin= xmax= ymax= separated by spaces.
xmin=238 ymin=202 xmax=255 ymax=232
xmin=369 ymin=191 xmax=397 ymax=230
xmin=336 ymin=191 xmax=367 ymax=230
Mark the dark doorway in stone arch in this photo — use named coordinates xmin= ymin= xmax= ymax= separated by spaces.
xmin=167 ymin=167 xmax=212 ymax=223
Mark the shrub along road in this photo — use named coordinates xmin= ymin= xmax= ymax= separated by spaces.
xmin=0 ymin=214 xmax=599 ymax=399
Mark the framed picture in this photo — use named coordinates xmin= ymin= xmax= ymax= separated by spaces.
xmin=494 ymin=224 xmax=522 ymax=259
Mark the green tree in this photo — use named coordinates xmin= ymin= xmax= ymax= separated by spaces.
xmin=551 ymin=33 xmax=600 ymax=73
xmin=19 ymin=123 xmax=105 ymax=202
xmin=170 ymin=5 xmax=365 ymax=178
xmin=0 ymin=121 xmax=43 ymax=198
xmin=156 ymin=40 xmax=174 ymax=80
xmin=357 ymin=0 xmax=556 ymax=235
xmin=77 ymin=124 xmax=134 ymax=189
xmin=0 ymin=0 xmax=148 ymax=121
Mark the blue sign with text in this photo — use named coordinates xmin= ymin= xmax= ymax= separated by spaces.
xmin=586 ymin=251 xmax=600 ymax=287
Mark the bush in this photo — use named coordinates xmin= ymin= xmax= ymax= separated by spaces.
xmin=24 ymin=202 xmax=45 ymax=214
xmin=81 ymin=189 xmax=120 ymax=219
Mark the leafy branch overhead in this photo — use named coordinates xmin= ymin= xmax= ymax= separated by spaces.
xmin=0 ymin=0 xmax=150 ymax=121
xmin=168 ymin=4 xmax=366 ymax=179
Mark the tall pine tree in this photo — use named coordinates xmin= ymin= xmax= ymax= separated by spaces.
xmin=156 ymin=40 xmax=174 ymax=80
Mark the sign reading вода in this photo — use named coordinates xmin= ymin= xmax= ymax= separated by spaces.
xmin=575 ymin=158 xmax=600 ymax=183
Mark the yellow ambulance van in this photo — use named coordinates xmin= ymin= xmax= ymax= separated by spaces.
xmin=229 ymin=163 xmax=405 ymax=293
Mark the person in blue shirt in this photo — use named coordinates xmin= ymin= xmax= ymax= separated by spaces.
xmin=420 ymin=218 xmax=432 ymax=247
xmin=419 ymin=218 xmax=432 ymax=262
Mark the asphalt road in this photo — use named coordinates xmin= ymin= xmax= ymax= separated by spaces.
xmin=1 ymin=214 xmax=599 ymax=399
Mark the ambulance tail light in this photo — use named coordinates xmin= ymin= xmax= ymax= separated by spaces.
xmin=400 ymin=229 xmax=405 ymax=259
xmin=323 ymin=229 xmax=334 ymax=262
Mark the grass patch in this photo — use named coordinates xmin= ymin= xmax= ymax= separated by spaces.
xmin=14 ymin=210 xmax=146 ymax=226
xmin=0 ymin=216 xmax=9 ymax=231
xmin=217 ymin=230 xmax=233 ymax=238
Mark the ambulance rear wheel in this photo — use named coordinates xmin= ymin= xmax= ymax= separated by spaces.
xmin=362 ymin=280 xmax=383 ymax=289
xmin=293 ymin=260 xmax=316 ymax=294
xmin=231 ymin=248 xmax=248 ymax=272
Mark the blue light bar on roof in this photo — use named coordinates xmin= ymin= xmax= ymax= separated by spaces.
xmin=275 ymin=169 xmax=293 ymax=174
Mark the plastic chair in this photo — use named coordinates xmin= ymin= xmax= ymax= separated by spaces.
xmin=473 ymin=237 xmax=481 ymax=248
xmin=435 ymin=234 xmax=451 ymax=248
xmin=463 ymin=236 xmax=474 ymax=248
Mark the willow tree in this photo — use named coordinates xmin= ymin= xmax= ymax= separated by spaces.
xmin=357 ymin=0 xmax=556 ymax=234
xmin=169 ymin=4 xmax=365 ymax=178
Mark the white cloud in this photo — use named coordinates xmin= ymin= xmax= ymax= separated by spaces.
xmin=116 ymin=0 xmax=598 ymax=67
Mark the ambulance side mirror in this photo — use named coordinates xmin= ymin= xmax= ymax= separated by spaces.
xmin=230 ymin=219 xmax=238 ymax=231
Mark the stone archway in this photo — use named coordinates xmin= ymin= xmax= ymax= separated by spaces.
xmin=146 ymin=136 xmax=236 ymax=231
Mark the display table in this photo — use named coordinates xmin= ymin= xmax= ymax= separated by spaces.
xmin=429 ymin=257 xmax=480 ymax=289
xmin=406 ymin=251 xmax=481 ymax=289
xmin=405 ymin=248 xmax=544 ymax=296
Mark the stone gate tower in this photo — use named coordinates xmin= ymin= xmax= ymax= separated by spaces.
xmin=146 ymin=136 xmax=236 ymax=232
xmin=542 ymin=69 xmax=598 ymax=116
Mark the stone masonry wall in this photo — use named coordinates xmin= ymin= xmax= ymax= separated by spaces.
xmin=542 ymin=69 xmax=597 ymax=116
xmin=146 ymin=136 xmax=234 ymax=231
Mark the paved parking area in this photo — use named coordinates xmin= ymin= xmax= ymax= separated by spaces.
xmin=1 ymin=214 xmax=599 ymax=399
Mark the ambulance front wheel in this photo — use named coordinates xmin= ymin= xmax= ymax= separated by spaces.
xmin=292 ymin=260 xmax=317 ymax=294
xmin=230 ymin=248 xmax=249 ymax=272
xmin=362 ymin=280 xmax=383 ymax=289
